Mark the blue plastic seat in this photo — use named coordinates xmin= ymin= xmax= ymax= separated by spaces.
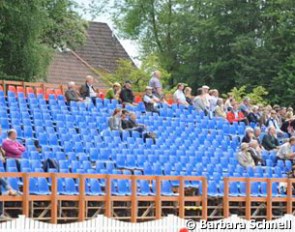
xmin=86 ymin=179 xmax=104 ymax=196
xmin=60 ymin=178 xmax=79 ymax=195
xmin=161 ymin=181 xmax=177 ymax=196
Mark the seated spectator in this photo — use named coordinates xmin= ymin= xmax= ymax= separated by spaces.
xmin=209 ymin=89 xmax=219 ymax=112
xmin=224 ymin=94 xmax=235 ymax=111
xmin=119 ymin=81 xmax=137 ymax=106
xmin=173 ymin=83 xmax=189 ymax=106
xmin=281 ymin=115 xmax=295 ymax=137
xmin=239 ymin=97 xmax=251 ymax=116
xmin=184 ymin=87 xmax=193 ymax=105
xmin=226 ymin=103 xmax=248 ymax=124
xmin=248 ymin=140 xmax=264 ymax=165
xmin=214 ymin=98 xmax=226 ymax=119
xmin=65 ymin=82 xmax=84 ymax=102
xmin=193 ymin=88 xmax=208 ymax=114
xmin=2 ymin=129 xmax=26 ymax=172
xmin=276 ymin=136 xmax=295 ymax=162
xmin=108 ymin=109 xmax=123 ymax=131
xmin=266 ymin=110 xmax=286 ymax=137
xmin=105 ymin=82 xmax=121 ymax=100
xmin=242 ymin=127 xmax=255 ymax=143
xmin=121 ymin=110 xmax=131 ymax=130
xmin=2 ymin=129 xmax=26 ymax=159
xmin=277 ymin=107 xmax=287 ymax=127
xmin=143 ymin=86 xmax=160 ymax=114
xmin=127 ymin=112 xmax=156 ymax=143
xmin=262 ymin=126 xmax=280 ymax=151
xmin=0 ymin=178 xmax=17 ymax=219
xmin=253 ymin=127 xmax=263 ymax=145
xmin=80 ymin=75 xmax=99 ymax=105
xmin=286 ymin=107 xmax=293 ymax=119
xmin=236 ymin=143 xmax=255 ymax=168
xmin=247 ymin=106 xmax=260 ymax=124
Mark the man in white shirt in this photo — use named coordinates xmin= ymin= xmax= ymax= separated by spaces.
xmin=143 ymin=86 xmax=160 ymax=114
xmin=277 ymin=136 xmax=295 ymax=161
xmin=80 ymin=75 xmax=99 ymax=106
xmin=202 ymin=85 xmax=210 ymax=109
xmin=173 ymin=83 xmax=189 ymax=106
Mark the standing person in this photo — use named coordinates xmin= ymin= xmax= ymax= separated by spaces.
xmin=209 ymin=89 xmax=219 ymax=112
xmin=0 ymin=178 xmax=17 ymax=219
xmin=276 ymin=137 xmax=295 ymax=162
xmin=80 ymin=75 xmax=99 ymax=106
xmin=173 ymin=83 xmax=189 ymax=106
xmin=105 ymin=82 xmax=121 ymax=100
xmin=2 ymin=129 xmax=26 ymax=171
xmin=149 ymin=70 xmax=163 ymax=99
xmin=143 ymin=86 xmax=160 ymax=114
xmin=184 ymin=87 xmax=193 ymax=105
xmin=239 ymin=97 xmax=251 ymax=116
xmin=65 ymin=82 xmax=84 ymax=102
xmin=202 ymin=85 xmax=210 ymax=110
xmin=119 ymin=81 xmax=137 ymax=106
xmin=193 ymin=88 xmax=209 ymax=114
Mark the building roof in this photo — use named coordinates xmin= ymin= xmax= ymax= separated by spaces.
xmin=47 ymin=21 xmax=133 ymax=87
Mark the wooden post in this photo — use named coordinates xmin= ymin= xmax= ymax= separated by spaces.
xmin=266 ymin=178 xmax=272 ymax=220
xmin=130 ymin=175 xmax=137 ymax=223
xmin=78 ymin=175 xmax=86 ymax=221
xmin=155 ymin=176 xmax=161 ymax=219
xmin=245 ymin=178 xmax=251 ymax=220
xmin=22 ymin=173 xmax=29 ymax=217
xmin=223 ymin=177 xmax=229 ymax=218
xmin=287 ymin=179 xmax=292 ymax=214
xmin=179 ymin=176 xmax=185 ymax=218
xmin=51 ymin=173 xmax=58 ymax=224
xmin=201 ymin=177 xmax=207 ymax=220
xmin=105 ymin=175 xmax=112 ymax=218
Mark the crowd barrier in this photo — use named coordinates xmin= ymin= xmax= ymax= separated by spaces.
xmin=0 ymin=172 xmax=295 ymax=223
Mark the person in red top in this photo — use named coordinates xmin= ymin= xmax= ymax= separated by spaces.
xmin=227 ymin=103 xmax=249 ymax=125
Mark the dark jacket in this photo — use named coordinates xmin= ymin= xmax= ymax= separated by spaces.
xmin=80 ymin=83 xmax=97 ymax=99
xmin=262 ymin=134 xmax=279 ymax=150
xmin=120 ymin=87 xmax=134 ymax=104
xmin=65 ymin=89 xmax=81 ymax=102
xmin=247 ymin=112 xmax=259 ymax=124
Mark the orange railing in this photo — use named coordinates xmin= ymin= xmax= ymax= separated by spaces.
xmin=0 ymin=173 xmax=206 ymax=223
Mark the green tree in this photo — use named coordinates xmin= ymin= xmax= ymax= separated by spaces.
xmin=0 ymin=0 xmax=87 ymax=81
xmin=92 ymin=0 xmax=295 ymax=106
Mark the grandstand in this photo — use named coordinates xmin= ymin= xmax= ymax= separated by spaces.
xmin=0 ymin=81 xmax=294 ymax=224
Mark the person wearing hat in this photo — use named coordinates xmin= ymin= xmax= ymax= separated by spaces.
xmin=202 ymin=85 xmax=210 ymax=109
xmin=105 ymin=82 xmax=121 ymax=100
xmin=236 ymin=143 xmax=255 ymax=167
xmin=143 ymin=86 xmax=160 ymax=114
xmin=173 ymin=83 xmax=189 ymax=106
xmin=119 ymin=81 xmax=137 ymax=106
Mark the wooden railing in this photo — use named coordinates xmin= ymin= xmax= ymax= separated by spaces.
xmin=0 ymin=173 xmax=206 ymax=223
xmin=1 ymin=173 xmax=295 ymax=223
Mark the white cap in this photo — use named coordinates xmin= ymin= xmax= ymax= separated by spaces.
xmin=202 ymin=85 xmax=210 ymax=89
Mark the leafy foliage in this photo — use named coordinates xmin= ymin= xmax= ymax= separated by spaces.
xmin=227 ymin=85 xmax=269 ymax=106
xmin=0 ymin=0 xmax=87 ymax=81
xmin=103 ymin=55 xmax=170 ymax=92
xmin=91 ymin=0 xmax=295 ymax=106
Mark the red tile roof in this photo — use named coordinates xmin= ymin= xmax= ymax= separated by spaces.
xmin=47 ymin=21 xmax=133 ymax=88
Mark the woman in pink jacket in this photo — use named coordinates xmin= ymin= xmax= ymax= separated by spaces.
xmin=2 ymin=129 xmax=26 ymax=171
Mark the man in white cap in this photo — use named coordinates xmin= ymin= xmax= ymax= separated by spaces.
xmin=143 ymin=86 xmax=160 ymax=114
xmin=202 ymin=85 xmax=210 ymax=109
